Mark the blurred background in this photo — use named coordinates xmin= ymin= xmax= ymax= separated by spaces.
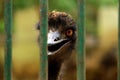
xmin=0 ymin=0 xmax=118 ymax=80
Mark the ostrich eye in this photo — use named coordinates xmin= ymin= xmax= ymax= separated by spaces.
xmin=66 ymin=29 xmax=73 ymax=36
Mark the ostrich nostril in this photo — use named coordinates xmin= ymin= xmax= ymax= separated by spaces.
xmin=54 ymin=37 xmax=60 ymax=41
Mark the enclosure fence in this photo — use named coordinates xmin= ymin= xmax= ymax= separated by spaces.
xmin=4 ymin=0 xmax=12 ymax=80
xmin=4 ymin=0 xmax=119 ymax=80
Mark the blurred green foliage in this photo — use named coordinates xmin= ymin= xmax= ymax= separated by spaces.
xmin=0 ymin=0 xmax=3 ymax=33
xmin=100 ymin=0 xmax=118 ymax=6
xmin=49 ymin=0 xmax=77 ymax=15
xmin=0 ymin=0 xmax=118 ymax=33
xmin=0 ymin=20 xmax=4 ymax=33
xmin=13 ymin=0 xmax=38 ymax=11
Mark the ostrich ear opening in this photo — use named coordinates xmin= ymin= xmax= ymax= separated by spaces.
xmin=36 ymin=22 xmax=40 ymax=30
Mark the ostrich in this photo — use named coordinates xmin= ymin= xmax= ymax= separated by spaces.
xmin=37 ymin=11 xmax=76 ymax=80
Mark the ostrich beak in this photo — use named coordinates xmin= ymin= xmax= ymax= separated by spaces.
xmin=47 ymin=30 xmax=71 ymax=57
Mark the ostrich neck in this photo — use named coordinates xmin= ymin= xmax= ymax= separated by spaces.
xmin=48 ymin=59 xmax=62 ymax=80
xmin=48 ymin=42 xmax=75 ymax=80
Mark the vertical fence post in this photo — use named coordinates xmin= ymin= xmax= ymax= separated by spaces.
xmin=4 ymin=0 xmax=12 ymax=80
xmin=39 ymin=0 xmax=48 ymax=80
xmin=77 ymin=0 xmax=85 ymax=80
xmin=118 ymin=3 xmax=120 ymax=80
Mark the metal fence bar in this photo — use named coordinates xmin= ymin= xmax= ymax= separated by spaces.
xmin=39 ymin=0 xmax=48 ymax=80
xmin=118 ymin=3 xmax=120 ymax=80
xmin=77 ymin=0 xmax=85 ymax=80
xmin=4 ymin=0 xmax=12 ymax=80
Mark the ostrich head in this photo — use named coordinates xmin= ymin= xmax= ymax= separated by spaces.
xmin=37 ymin=11 xmax=76 ymax=80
